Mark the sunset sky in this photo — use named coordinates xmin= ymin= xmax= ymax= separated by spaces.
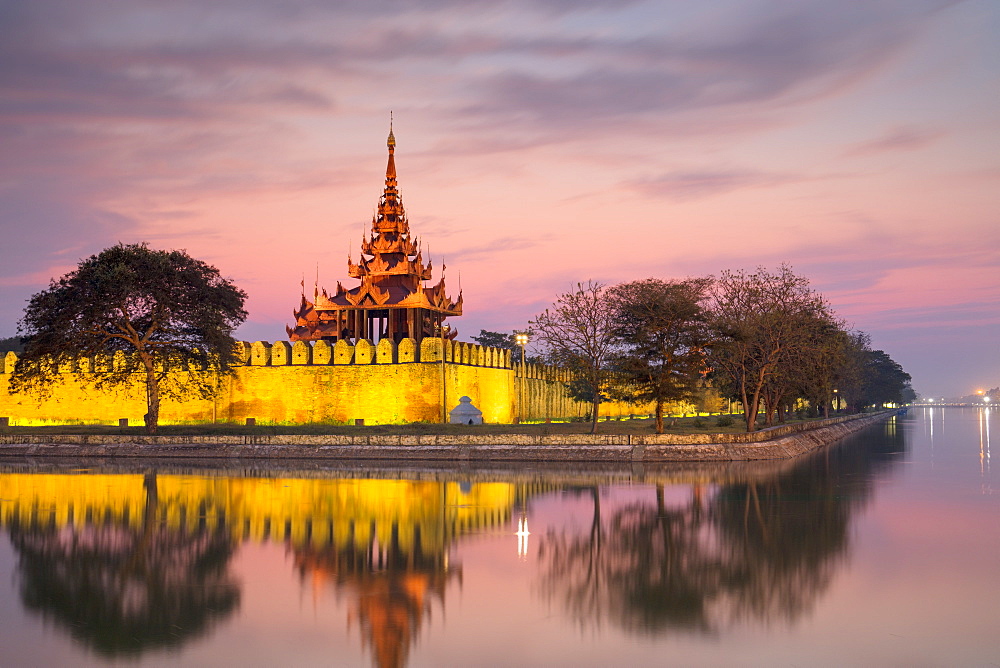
xmin=1 ymin=0 xmax=997 ymax=396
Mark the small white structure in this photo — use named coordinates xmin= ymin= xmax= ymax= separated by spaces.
xmin=449 ymin=396 xmax=484 ymax=425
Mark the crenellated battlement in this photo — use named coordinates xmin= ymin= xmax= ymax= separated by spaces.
xmin=2 ymin=340 xmax=573 ymax=388
xmin=0 ymin=339 xmax=521 ymax=372
xmin=233 ymin=338 xmax=514 ymax=369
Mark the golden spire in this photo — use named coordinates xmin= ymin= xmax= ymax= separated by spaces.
xmin=386 ymin=113 xmax=397 ymax=181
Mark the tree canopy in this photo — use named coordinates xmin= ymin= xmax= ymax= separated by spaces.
xmin=708 ymin=265 xmax=833 ymax=432
xmin=527 ymin=264 xmax=915 ymax=432
xmin=470 ymin=329 xmax=539 ymax=364
xmin=10 ymin=243 xmax=248 ymax=433
xmin=608 ymin=277 xmax=713 ymax=433
xmin=0 ymin=336 xmax=25 ymax=353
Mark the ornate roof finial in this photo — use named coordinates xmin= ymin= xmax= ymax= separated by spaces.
xmin=387 ymin=111 xmax=395 ymax=150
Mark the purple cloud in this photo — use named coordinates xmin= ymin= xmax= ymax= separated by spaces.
xmin=843 ymin=126 xmax=945 ymax=157
xmin=625 ymin=169 xmax=803 ymax=200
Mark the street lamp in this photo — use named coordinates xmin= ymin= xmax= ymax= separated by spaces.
xmin=833 ymin=388 xmax=839 ymax=413
xmin=440 ymin=322 xmax=451 ymax=424
xmin=515 ymin=331 xmax=530 ymax=423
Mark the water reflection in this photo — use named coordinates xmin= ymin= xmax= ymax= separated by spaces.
xmin=980 ymin=407 xmax=991 ymax=489
xmin=0 ymin=424 xmax=905 ymax=666
xmin=537 ymin=424 xmax=904 ymax=635
xmin=286 ymin=480 xmax=514 ymax=668
xmin=0 ymin=470 xmax=521 ymax=667
xmin=5 ymin=472 xmax=239 ymax=657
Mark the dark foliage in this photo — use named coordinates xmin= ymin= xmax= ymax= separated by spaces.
xmin=0 ymin=336 xmax=25 ymax=353
xmin=10 ymin=243 xmax=248 ymax=433
xmin=608 ymin=277 xmax=713 ymax=433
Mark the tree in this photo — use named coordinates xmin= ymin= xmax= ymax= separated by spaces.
xmin=797 ymin=320 xmax=851 ymax=419
xmin=760 ymin=310 xmax=848 ymax=424
xmin=832 ymin=334 xmax=914 ymax=411
xmin=0 ymin=336 xmax=25 ymax=353
xmin=608 ymin=277 xmax=713 ymax=433
xmin=857 ymin=349 xmax=914 ymax=408
xmin=10 ymin=243 xmax=247 ymax=433
xmin=832 ymin=330 xmax=871 ymax=414
xmin=708 ymin=265 xmax=831 ymax=432
xmin=470 ymin=329 xmax=539 ymax=364
xmin=531 ymin=281 xmax=618 ymax=434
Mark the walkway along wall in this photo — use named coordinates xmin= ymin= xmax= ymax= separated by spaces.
xmin=0 ymin=340 xmax=646 ymax=426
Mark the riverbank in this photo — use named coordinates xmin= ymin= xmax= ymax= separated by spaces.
xmin=0 ymin=411 xmax=894 ymax=462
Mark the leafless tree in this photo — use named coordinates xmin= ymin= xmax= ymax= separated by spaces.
xmin=531 ymin=281 xmax=618 ymax=434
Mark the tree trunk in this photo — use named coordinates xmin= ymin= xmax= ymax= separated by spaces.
xmin=763 ymin=391 xmax=776 ymax=427
xmin=126 ymin=472 xmax=159 ymax=575
xmin=141 ymin=353 xmax=160 ymax=435
xmin=590 ymin=395 xmax=600 ymax=434
xmin=745 ymin=392 xmax=760 ymax=432
xmin=655 ymin=400 xmax=664 ymax=434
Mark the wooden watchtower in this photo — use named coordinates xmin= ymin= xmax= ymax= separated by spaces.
xmin=287 ymin=123 xmax=462 ymax=345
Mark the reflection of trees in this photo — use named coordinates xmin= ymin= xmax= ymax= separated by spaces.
xmin=292 ymin=526 xmax=458 ymax=668
xmin=540 ymin=484 xmax=723 ymax=634
xmin=538 ymin=429 xmax=902 ymax=635
xmin=8 ymin=473 xmax=240 ymax=657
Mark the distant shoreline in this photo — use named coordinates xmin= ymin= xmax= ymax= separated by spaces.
xmin=0 ymin=411 xmax=893 ymax=462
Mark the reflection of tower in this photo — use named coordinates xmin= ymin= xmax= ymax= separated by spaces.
xmin=286 ymin=479 xmax=522 ymax=668
xmin=294 ymin=534 xmax=458 ymax=668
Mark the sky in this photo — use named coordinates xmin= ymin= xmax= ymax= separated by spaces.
xmin=1 ymin=0 xmax=997 ymax=397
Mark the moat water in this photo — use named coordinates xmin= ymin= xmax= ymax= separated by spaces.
xmin=0 ymin=408 xmax=997 ymax=666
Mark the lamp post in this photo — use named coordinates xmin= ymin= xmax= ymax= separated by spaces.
xmin=440 ymin=322 xmax=450 ymax=424
xmin=833 ymin=388 xmax=839 ymax=413
xmin=515 ymin=331 xmax=530 ymax=423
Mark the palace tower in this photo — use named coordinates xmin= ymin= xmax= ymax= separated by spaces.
xmin=287 ymin=124 xmax=462 ymax=344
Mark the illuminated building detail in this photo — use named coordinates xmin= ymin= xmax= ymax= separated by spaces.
xmin=287 ymin=123 xmax=462 ymax=345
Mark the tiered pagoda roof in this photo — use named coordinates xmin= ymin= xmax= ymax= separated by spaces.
xmin=287 ymin=123 xmax=462 ymax=343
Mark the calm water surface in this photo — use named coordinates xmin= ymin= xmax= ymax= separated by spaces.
xmin=1 ymin=408 xmax=998 ymax=667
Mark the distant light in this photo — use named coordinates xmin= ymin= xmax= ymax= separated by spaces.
xmin=928 ymin=398 xmax=934 ymax=402
xmin=985 ymin=396 xmax=991 ymax=403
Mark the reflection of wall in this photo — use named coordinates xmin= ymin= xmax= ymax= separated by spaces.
xmin=0 ymin=473 xmax=518 ymax=555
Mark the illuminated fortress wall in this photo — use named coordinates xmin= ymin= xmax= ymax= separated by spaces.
xmin=0 ymin=339 xmax=640 ymax=426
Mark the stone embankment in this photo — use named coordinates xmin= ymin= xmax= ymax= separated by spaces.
xmin=0 ymin=411 xmax=895 ymax=463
